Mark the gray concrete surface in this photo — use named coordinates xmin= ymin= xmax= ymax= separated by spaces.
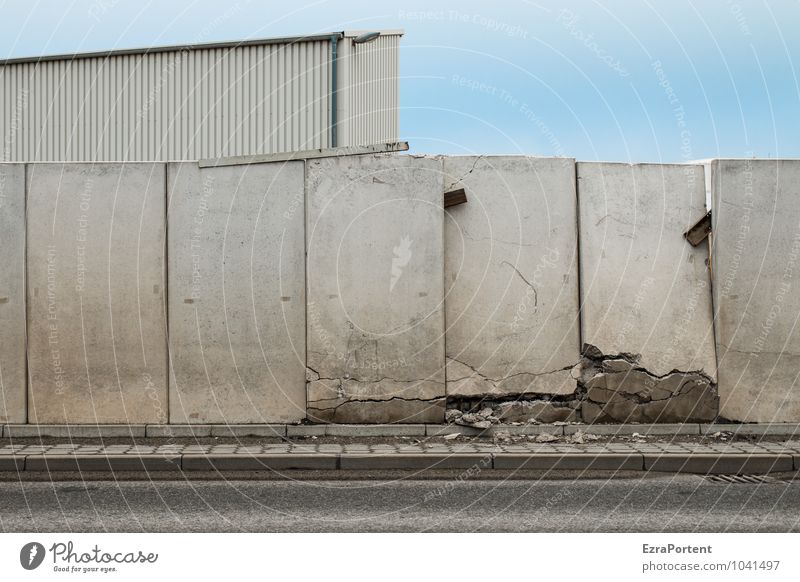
xmin=577 ymin=162 xmax=716 ymax=377
xmin=576 ymin=163 xmax=718 ymax=423
xmin=26 ymin=163 xmax=167 ymax=423
xmin=443 ymin=156 xmax=580 ymax=398
xmin=167 ymin=162 xmax=306 ymax=423
xmin=0 ymin=164 xmax=26 ymax=423
xmin=4 ymin=439 xmax=798 ymax=474
xmin=305 ymin=154 xmax=446 ymax=423
xmin=1 ymin=477 xmax=798 ymax=532
xmin=711 ymin=159 xmax=800 ymax=422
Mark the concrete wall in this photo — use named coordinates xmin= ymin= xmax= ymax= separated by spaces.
xmin=306 ymin=154 xmax=446 ymax=423
xmin=0 ymin=164 xmax=26 ymax=423
xmin=577 ymin=163 xmax=718 ymax=423
xmin=26 ymin=163 xmax=167 ymax=423
xmin=5 ymin=154 xmax=800 ymax=425
xmin=711 ymin=160 xmax=800 ymax=422
xmin=167 ymin=162 xmax=306 ymax=423
xmin=443 ymin=156 xmax=580 ymax=400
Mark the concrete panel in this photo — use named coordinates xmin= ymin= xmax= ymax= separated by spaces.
xmin=443 ymin=156 xmax=580 ymax=398
xmin=26 ymin=163 xmax=167 ymax=423
xmin=711 ymin=160 xmax=800 ymax=422
xmin=167 ymin=162 xmax=305 ymax=423
xmin=306 ymin=154 xmax=445 ymax=423
xmin=577 ymin=163 xmax=718 ymax=423
xmin=0 ymin=164 xmax=26 ymax=423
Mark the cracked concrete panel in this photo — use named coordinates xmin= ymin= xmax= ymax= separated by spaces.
xmin=306 ymin=154 xmax=445 ymax=423
xmin=579 ymin=348 xmax=717 ymax=423
xmin=27 ymin=163 xmax=167 ymax=423
xmin=711 ymin=160 xmax=800 ymax=422
xmin=577 ymin=162 xmax=717 ymax=380
xmin=168 ymin=162 xmax=305 ymax=423
xmin=0 ymin=164 xmax=26 ymax=423
xmin=443 ymin=156 xmax=580 ymax=398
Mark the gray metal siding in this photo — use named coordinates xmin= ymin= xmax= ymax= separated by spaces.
xmin=341 ymin=34 xmax=400 ymax=147
xmin=0 ymin=39 xmax=338 ymax=161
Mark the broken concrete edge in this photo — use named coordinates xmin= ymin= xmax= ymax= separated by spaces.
xmin=4 ymin=423 xmax=800 ymax=438
xmin=1 ymin=453 xmax=798 ymax=473
xmin=198 ymin=141 xmax=410 ymax=168
xmin=443 ymin=343 xmax=719 ymax=426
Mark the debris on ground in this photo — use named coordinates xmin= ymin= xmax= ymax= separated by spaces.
xmin=568 ymin=430 xmax=586 ymax=444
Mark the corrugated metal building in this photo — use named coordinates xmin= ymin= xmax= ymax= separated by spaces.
xmin=0 ymin=30 xmax=401 ymax=162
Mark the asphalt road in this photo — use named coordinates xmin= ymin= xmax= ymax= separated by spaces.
xmin=2 ymin=475 xmax=799 ymax=532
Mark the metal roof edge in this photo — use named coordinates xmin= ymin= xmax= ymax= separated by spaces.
xmin=198 ymin=141 xmax=410 ymax=168
xmin=342 ymin=29 xmax=405 ymax=37
xmin=0 ymin=31 xmax=347 ymax=66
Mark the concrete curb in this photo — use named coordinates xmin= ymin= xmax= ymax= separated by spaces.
xmin=4 ymin=423 xmax=800 ymax=439
xmin=643 ymin=453 xmax=794 ymax=474
xmin=23 ymin=454 xmax=181 ymax=472
xmin=181 ymin=454 xmax=338 ymax=471
xmin=4 ymin=425 xmax=148 ymax=438
xmin=1 ymin=452 xmax=797 ymax=474
xmin=493 ymin=453 xmax=643 ymax=471
xmin=700 ymin=424 xmax=800 ymax=437
xmin=339 ymin=454 xmax=491 ymax=470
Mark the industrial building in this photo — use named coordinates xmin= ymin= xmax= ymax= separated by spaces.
xmin=0 ymin=30 xmax=402 ymax=161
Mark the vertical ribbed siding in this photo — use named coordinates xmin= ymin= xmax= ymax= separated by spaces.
xmin=342 ymin=35 xmax=400 ymax=147
xmin=0 ymin=39 xmax=335 ymax=161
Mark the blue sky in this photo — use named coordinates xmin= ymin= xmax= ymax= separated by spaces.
xmin=1 ymin=0 xmax=798 ymax=162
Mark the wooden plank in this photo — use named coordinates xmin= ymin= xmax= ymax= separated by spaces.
xmin=684 ymin=210 xmax=712 ymax=246
xmin=444 ymin=187 xmax=468 ymax=208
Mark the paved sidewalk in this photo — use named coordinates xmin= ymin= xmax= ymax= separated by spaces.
xmin=2 ymin=440 xmax=800 ymax=475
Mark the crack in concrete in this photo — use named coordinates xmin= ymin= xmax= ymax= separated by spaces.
xmin=444 ymin=155 xmax=484 ymax=191
xmin=500 ymin=260 xmax=538 ymax=309
xmin=580 ymin=343 xmax=715 ymax=384
xmin=446 ymin=344 xmax=718 ymax=423
xmin=447 ymin=357 xmax=574 ymax=386
xmin=308 ymin=395 xmax=445 ymax=413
